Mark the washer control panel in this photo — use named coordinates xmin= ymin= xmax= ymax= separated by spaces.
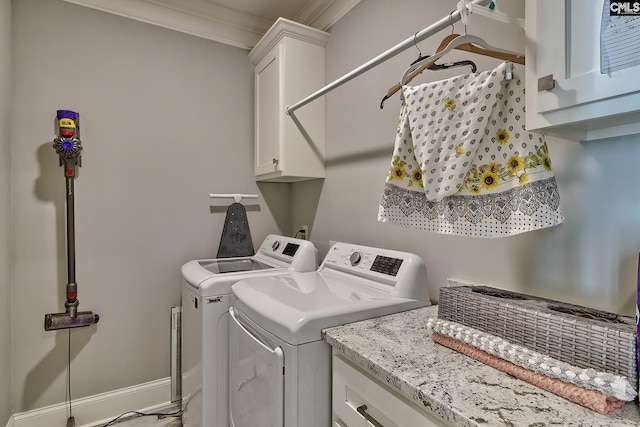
xmin=260 ymin=236 xmax=301 ymax=257
xmin=255 ymin=234 xmax=318 ymax=272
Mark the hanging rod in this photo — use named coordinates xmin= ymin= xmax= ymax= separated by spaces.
xmin=285 ymin=0 xmax=492 ymax=117
xmin=209 ymin=193 xmax=259 ymax=203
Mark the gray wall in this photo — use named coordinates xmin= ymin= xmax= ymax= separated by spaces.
xmin=10 ymin=0 xmax=289 ymax=413
xmin=7 ymin=0 xmax=640 ymax=418
xmin=1 ymin=0 xmax=11 ymax=424
xmin=294 ymin=0 xmax=640 ymax=316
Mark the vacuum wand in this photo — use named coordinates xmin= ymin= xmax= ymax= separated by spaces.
xmin=44 ymin=110 xmax=99 ymax=331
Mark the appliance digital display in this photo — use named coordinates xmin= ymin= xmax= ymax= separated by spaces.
xmin=370 ymin=255 xmax=403 ymax=276
xmin=282 ymin=243 xmax=300 ymax=257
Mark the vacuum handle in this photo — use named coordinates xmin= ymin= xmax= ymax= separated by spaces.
xmin=66 ymin=175 xmax=76 ymax=286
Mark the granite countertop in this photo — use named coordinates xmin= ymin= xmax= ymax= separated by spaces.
xmin=322 ymin=305 xmax=640 ymax=427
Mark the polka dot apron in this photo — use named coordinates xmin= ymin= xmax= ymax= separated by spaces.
xmin=378 ymin=62 xmax=564 ymax=237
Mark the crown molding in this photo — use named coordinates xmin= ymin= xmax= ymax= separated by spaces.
xmin=61 ymin=0 xmax=265 ymax=49
xmin=249 ymin=17 xmax=330 ymax=65
xmin=294 ymin=0 xmax=361 ymax=30
xmin=62 ymin=0 xmax=361 ymax=50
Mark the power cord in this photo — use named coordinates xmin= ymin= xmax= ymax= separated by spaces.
xmin=294 ymin=229 xmax=306 ymax=239
xmin=97 ymin=388 xmax=195 ymax=426
xmin=64 ymin=326 xmax=186 ymax=427
xmin=99 ymin=408 xmax=183 ymax=426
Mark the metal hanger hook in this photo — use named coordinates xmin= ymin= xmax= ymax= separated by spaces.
xmin=413 ymin=31 xmax=422 ymax=58
xmin=448 ymin=10 xmax=456 ymax=34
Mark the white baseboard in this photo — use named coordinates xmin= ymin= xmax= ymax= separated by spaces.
xmin=12 ymin=377 xmax=173 ymax=427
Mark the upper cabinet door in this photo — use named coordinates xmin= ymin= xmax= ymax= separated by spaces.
xmin=526 ymin=0 xmax=640 ymax=140
xmin=254 ymin=49 xmax=282 ymax=178
xmin=249 ymin=18 xmax=329 ymax=183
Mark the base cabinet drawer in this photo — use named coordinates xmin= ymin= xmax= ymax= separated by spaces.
xmin=332 ymin=352 xmax=450 ymax=427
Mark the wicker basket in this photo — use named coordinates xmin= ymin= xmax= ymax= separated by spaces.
xmin=438 ymin=285 xmax=638 ymax=387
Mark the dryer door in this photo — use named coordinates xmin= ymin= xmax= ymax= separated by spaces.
xmin=229 ymin=307 xmax=284 ymax=427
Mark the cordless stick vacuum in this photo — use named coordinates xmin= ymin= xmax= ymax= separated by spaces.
xmin=44 ymin=110 xmax=99 ymax=331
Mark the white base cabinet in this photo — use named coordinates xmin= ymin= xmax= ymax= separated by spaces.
xmin=332 ymin=351 xmax=450 ymax=427
xmin=249 ymin=18 xmax=329 ymax=182
xmin=525 ymin=0 xmax=640 ymax=141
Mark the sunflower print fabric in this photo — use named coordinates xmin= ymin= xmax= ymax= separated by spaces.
xmin=378 ymin=62 xmax=564 ymax=237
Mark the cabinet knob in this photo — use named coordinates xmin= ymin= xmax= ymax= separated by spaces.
xmin=538 ymin=74 xmax=556 ymax=92
xmin=272 ymin=158 xmax=279 ymax=168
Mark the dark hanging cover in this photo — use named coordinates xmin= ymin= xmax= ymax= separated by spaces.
xmin=216 ymin=202 xmax=254 ymax=258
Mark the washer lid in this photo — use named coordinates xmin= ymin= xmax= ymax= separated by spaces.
xmin=181 ymin=257 xmax=276 ymax=287
xmin=232 ymin=271 xmax=427 ymax=345
xmin=181 ymin=235 xmax=318 ymax=290
xmin=198 ymin=258 xmax=273 ymax=274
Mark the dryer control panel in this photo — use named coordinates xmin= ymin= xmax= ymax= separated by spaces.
xmin=320 ymin=242 xmax=429 ymax=301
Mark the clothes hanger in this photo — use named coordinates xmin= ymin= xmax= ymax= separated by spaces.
xmin=436 ymin=33 xmax=524 ymax=65
xmin=400 ymin=33 xmax=524 ymax=87
xmin=407 ymin=31 xmax=477 ymax=70
xmin=382 ymin=1 xmax=526 ymax=107
xmin=380 ymin=58 xmax=477 ymax=109
xmin=380 ymin=32 xmax=478 ymax=109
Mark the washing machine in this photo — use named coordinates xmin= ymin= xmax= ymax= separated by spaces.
xmin=181 ymin=234 xmax=317 ymax=427
xmin=228 ymin=242 xmax=431 ymax=427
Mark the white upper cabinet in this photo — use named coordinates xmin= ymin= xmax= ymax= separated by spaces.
xmin=249 ymin=18 xmax=329 ymax=182
xmin=526 ymin=0 xmax=640 ymax=140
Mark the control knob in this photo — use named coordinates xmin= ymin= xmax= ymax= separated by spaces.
xmin=272 ymin=241 xmax=280 ymax=251
xmin=349 ymin=251 xmax=362 ymax=266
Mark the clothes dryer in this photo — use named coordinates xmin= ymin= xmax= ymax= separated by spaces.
xmin=228 ymin=242 xmax=430 ymax=427
xmin=181 ymin=234 xmax=317 ymax=427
